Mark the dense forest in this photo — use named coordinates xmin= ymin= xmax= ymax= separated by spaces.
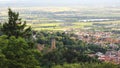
xmin=0 ymin=9 xmax=120 ymax=68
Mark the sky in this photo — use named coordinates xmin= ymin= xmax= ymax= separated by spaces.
xmin=0 ymin=0 xmax=120 ymax=7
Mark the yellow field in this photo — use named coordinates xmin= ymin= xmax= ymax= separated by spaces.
xmin=27 ymin=22 xmax=93 ymax=31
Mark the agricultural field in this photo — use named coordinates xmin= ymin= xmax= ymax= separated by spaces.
xmin=0 ymin=7 xmax=120 ymax=32
xmin=27 ymin=22 xmax=93 ymax=31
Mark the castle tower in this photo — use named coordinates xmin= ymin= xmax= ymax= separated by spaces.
xmin=51 ymin=38 xmax=56 ymax=49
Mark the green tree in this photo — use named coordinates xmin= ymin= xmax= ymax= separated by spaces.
xmin=0 ymin=35 xmax=40 ymax=68
xmin=1 ymin=8 xmax=32 ymax=39
xmin=52 ymin=63 xmax=120 ymax=68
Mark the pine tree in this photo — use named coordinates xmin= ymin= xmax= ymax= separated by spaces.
xmin=1 ymin=8 xmax=32 ymax=39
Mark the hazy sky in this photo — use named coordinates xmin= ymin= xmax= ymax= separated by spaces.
xmin=0 ymin=0 xmax=120 ymax=7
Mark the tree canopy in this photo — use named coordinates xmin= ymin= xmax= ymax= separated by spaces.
xmin=1 ymin=8 xmax=32 ymax=39
xmin=0 ymin=35 xmax=40 ymax=68
xmin=0 ymin=9 xmax=40 ymax=68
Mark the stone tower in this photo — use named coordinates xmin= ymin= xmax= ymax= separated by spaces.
xmin=51 ymin=38 xmax=56 ymax=49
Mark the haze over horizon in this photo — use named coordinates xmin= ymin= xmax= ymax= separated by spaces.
xmin=0 ymin=0 xmax=120 ymax=7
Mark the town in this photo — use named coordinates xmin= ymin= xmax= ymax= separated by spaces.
xmin=74 ymin=31 xmax=120 ymax=64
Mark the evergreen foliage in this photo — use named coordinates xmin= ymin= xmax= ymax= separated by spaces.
xmin=1 ymin=8 xmax=32 ymax=39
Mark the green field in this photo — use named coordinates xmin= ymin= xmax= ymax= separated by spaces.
xmin=27 ymin=22 xmax=93 ymax=31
